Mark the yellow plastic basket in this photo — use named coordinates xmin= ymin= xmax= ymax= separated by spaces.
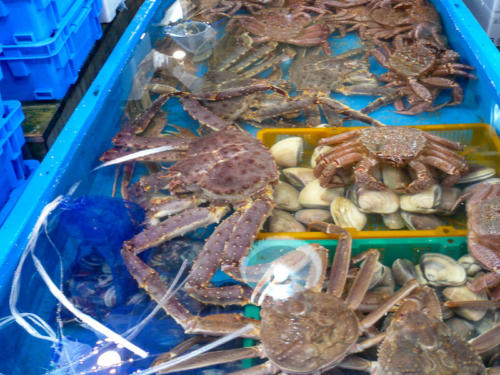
xmin=257 ymin=123 xmax=500 ymax=239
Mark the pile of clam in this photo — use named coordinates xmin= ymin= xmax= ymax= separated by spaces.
xmin=267 ymin=136 xmax=497 ymax=233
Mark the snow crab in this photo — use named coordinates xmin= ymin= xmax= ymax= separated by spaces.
xmin=313 ymin=126 xmax=468 ymax=192
xmin=465 ymin=181 xmax=500 ymax=299
xmin=342 ymin=286 xmax=500 ymax=374
xmin=124 ymin=224 xmax=419 ymax=373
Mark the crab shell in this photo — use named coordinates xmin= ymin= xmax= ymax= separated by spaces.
xmin=169 ymin=130 xmax=279 ymax=202
xmin=466 ymin=181 xmax=500 ymax=272
xmin=358 ymin=126 xmax=427 ymax=167
xmin=260 ymin=291 xmax=359 ymax=373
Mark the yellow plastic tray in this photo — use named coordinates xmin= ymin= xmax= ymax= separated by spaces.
xmin=257 ymin=123 xmax=500 ymax=239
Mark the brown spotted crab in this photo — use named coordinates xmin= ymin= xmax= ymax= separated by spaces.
xmin=341 ymin=286 xmax=500 ymax=374
xmin=313 ymin=126 xmax=468 ymax=193
xmin=363 ymin=39 xmax=476 ymax=115
xmin=464 ymin=181 xmax=500 ymax=299
xmin=124 ymin=223 xmax=419 ymax=373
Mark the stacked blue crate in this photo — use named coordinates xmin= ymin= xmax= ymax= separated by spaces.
xmin=0 ymin=0 xmax=102 ymax=100
xmin=0 ymin=100 xmax=39 ymax=226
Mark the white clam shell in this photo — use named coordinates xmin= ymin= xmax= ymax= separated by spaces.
xmin=420 ymin=253 xmax=466 ymax=287
xmin=356 ymin=188 xmax=399 ymax=214
xmin=273 ymin=181 xmax=302 ymax=211
xmin=294 ymin=209 xmax=332 ymax=225
xmin=382 ymin=165 xmax=409 ymax=191
xmin=442 ymin=285 xmax=488 ymax=321
xmin=330 ymin=197 xmax=367 ymax=231
xmin=270 ymin=137 xmax=304 ymax=167
xmin=299 ymin=179 xmax=344 ymax=208
xmin=382 ymin=211 xmax=406 ymax=229
xmin=282 ymin=167 xmax=316 ymax=188
xmin=269 ymin=209 xmax=306 ymax=232
xmin=400 ymin=185 xmax=442 ymax=213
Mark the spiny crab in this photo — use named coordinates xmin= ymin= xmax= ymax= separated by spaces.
xmin=124 ymin=223 xmax=419 ymax=373
xmin=313 ymin=126 xmax=468 ymax=193
xmin=228 ymin=7 xmax=332 ymax=55
xmin=465 ymin=180 xmax=500 ymax=299
xmin=366 ymin=39 xmax=475 ymax=114
xmin=342 ymin=286 xmax=500 ymax=374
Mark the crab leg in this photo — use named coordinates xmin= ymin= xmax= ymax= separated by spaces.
xmin=241 ymin=48 xmax=296 ymax=79
xmin=159 ymin=346 xmax=263 ymax=374
xmin=469 ymin=323 xmax=500 ymax=354
xmin=309 ymin=222 xmax=352 ymax=297
xmin=228 ymin=362 xmax=279 ymax=375
xmin=406 ymin=160 xmax=434 ymax=193
xmin=247 ymin=96 xmax=318 ymax=122
xmin=359 ymin=279 xmax=419 ymax=330
xmin=180 ymin=97 xmax=234 ymax=131
xmin=123 ymin=205 xmax=230 ymax=254
xmin=423 ymin=132 xmax=463 ymax=151
xmin=361 ymin=90 xmax=404 ymax=114
xmin=185 ymin=198 xmax=273 ymax=305
xmin=110 ymin=133 xmax=191 ymax=150
xmin=346 ymin=249 xmax=380 ymax=310
xmin=318 ymin=97 xmax=386 ymax=126
xmin=318 ymin=129 xmax=361 ymax=146
xmin=421 ymin=156 xmax=461 ymax=185
xmin=354 ymin=157 xmax=385 ymax=190
xmin=229 ymin=42 xmax=278 ymax=74
xmin=121 ymin=247 xmax=260 ymax=337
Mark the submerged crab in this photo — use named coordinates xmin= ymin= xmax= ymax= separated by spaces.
xmin=314 ymin=126 xmax=468 ymax=193
xmin=343 ymin=286 xmax=500 ymax=374
xmin=123 ymin=224 xmax=419 ymax=373
xmin=364 ymin=40 xmax=475 ymax=114
xmin=465 ymin=181 xmax=500 ymax=299
xmin=229 ymin=8 xmax=332 ymax=55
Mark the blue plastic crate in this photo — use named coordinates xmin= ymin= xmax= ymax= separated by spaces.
xmin=0 ymin=100 xmax=26 ymax=208
xmin=0 ymin=159 xmax=38 ymax=226
xmin=0 ymin=0 xmax=74 ymax=45
xmin=0 ymin=0 xmax=102 ymax=100
xmin=0 ymin=65 xmax=3 ymax=118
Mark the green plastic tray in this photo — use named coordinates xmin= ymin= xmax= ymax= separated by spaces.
xmin=242 ymin=236 xmax=467 ymax=368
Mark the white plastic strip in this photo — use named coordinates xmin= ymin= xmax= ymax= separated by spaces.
xmin=93 ymin=145 xmax=176 ymax=171
xmin=133 ymin=324 xmax=255 ymax=375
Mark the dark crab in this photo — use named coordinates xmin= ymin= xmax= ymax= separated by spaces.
xmin=342 ymin=286 xmax=500 ymax=374
xmin=314 ymin=126 xmax=468 ymax=192
xmin=123 ymin=224 xmax=419 ymax=374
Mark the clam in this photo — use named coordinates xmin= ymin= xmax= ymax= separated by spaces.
xmin=458 ymin=255 xmax=482 ymax=276
xmin=474 ymin=310 xmax=500 ymax=336
xmin=382 ymin=211 xmax=406 ymax=229
xmin=310 ymin=145 xmax=333 ymax=168
xmin=437 ymin=186 xmax=462 ymax=215
xmin=330 ymin=197 xmax=367 ymax=231
xmin=270 ymin=137 xmax=304 ymax=167
xmin=420 ymin=253 xmax=466 ymax=287
xmin=268 ymin=209 xmax=306 ymax=232
xmin=273 ymin=181 xmax=301 ymax=211
xmin=352 ymin=187 xmax=399 ymax=214
xmin=400 ymin=185 xmax=441 ymax=213
xmin=282 ymin=167 xmax=316 ymax=188
xmin=382 ymin=164 xmax=409 ymax=191
xmin=392 ymin=258 xmax=418 ymax=285
xmin=445 ymin=317 xmax=474 ymax=340
xmin=414 ymin=264 xmax=428 ymax=285
xmin=442 ymin=285 xmax=488 ymax=321
xmin=295 ymin=209 xmax=332 ymax=225
xmin=401 ymin=212 xmax=445 ymax=230
xmin=298 ymin=179 xmax=344 ymax=209
xmin=459 ymin=164 xmax=496 ymax=184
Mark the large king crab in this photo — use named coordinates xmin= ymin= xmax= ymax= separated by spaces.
xmin=313 ymin=126 xmax=468 ymax=193
xmin=123 ymin=223 xmax=419 ymax=373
